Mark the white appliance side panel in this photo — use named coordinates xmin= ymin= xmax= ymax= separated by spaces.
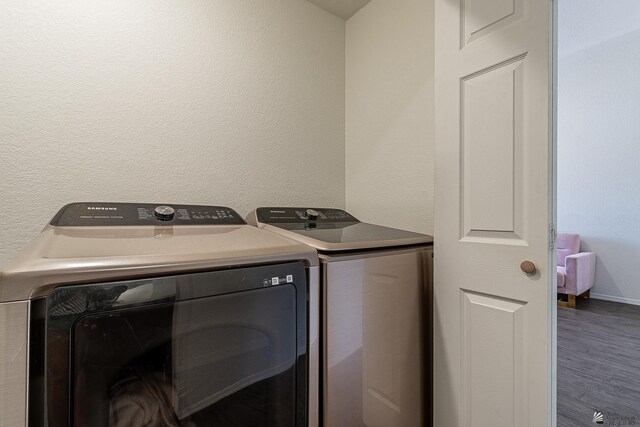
xmin=0 ymin=301 xmax=29 ymax=427
xmin=324 ymin=250 xmax=425 ymax=427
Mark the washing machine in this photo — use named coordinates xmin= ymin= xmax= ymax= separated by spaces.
xmin=246 ymin=207 xmax=433 ymax=427
xmin=0 ymin=202 xmax=320 ymax=427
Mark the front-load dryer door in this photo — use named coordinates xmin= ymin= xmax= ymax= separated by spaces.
xmin=33 ymin=262 xmax=308 ymax=427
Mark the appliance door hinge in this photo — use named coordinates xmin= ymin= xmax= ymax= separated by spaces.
xmin=549 ymin=223 xmax=556 ymax=250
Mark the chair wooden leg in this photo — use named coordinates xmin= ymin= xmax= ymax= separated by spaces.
xmin=557 ymin=294 xmax=577 ymax=308
xmin=580 ymin=289 xmax=591 ymax=299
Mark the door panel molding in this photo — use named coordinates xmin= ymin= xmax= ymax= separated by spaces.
xmin=461 ymin=0 xmax=528 ymax=48
xmin=460 ymin=53 xmax=527 ymax=245
xmin=460 ymin=290 xmax=527 ymax=427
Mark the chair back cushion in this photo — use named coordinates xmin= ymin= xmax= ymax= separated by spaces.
xmin=557 ymin=233 xmax=580 ymax=267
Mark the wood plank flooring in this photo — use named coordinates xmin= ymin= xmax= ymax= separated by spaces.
xmin=558 ymin=298 xmax=640 ymax=426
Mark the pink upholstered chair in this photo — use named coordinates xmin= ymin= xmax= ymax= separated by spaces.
xmin=557 ymin=233 xmax=596 ymax=308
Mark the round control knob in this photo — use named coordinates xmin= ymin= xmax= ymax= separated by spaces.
xmin=154 ymin=205 xmax=175 ymax=221
xmin=305 ymin=209 xmax=319 ymax=220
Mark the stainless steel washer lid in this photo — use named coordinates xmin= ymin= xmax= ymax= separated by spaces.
xmin=0 ymin=203 xmax=318 ymax=302
xmin=246 ymin=207 xmax=433 ymax=252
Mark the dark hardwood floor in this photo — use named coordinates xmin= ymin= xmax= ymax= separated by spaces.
xmin=558 ymin=298 xmax=640 ymax=426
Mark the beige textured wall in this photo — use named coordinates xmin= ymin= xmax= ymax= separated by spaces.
xmin=0 ymin=0 xmax=345 ymax=267
xmin=345 ymin=0 xmax=435 ymax=234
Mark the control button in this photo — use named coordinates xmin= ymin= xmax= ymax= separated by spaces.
xmin=305 ymin=209 xmax=319 ymax=220
xmin=154 ymin=205 xmax=175 ymax=221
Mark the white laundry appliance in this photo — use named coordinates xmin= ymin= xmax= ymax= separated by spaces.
xmin=0 ymin=202 xmax=320 ymax=427
xmin=246 ymin=207 xmax=433 ymax=427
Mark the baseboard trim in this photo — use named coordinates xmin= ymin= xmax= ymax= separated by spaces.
xmin=590 ymin=293 xmax=640 ymax=307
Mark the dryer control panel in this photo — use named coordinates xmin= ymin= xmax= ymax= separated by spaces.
xmin=256 ymin=207 xmax=358 ymax=224
xmin=50 ymin=202 xmax=246 ymax=226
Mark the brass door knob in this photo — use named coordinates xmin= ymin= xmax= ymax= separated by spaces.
xmin=520 ymin=260 xmax=536 ymax=274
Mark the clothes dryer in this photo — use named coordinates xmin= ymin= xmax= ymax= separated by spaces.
xmin=246 ymin=207 xmax=433 ymax=427
xmin=0 ymin=202 xmax=319 ymax=427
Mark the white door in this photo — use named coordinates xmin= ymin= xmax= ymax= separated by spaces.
xmin=434 ymin=0 xmax=554 ymax=425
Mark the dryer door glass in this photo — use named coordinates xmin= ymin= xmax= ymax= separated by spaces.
xmin=39 ymin=262 xmax=307 ymax=427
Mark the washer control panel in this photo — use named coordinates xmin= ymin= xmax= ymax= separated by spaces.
xmin=50 ymin=202 xmax=246 ymax=226
xmin=256 ymin=207 xmax=358 ymax=224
